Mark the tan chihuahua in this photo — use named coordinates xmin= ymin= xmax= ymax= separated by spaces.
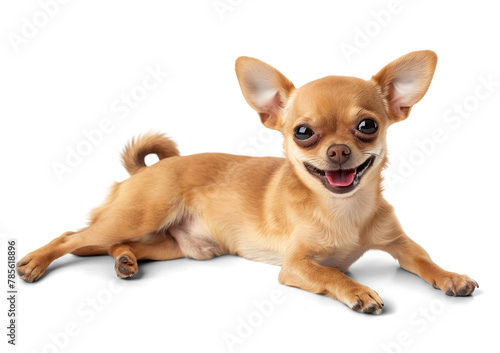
xmin=18 ymin=50 xmax=478 ymax=314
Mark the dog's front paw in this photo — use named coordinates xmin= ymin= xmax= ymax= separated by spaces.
xmin=432 ymin=273 xmax=478 ymax=297
xmin=17 ymin=253 xmax=50 ymax=283
xmin=347 ymin=285 xmax=384 ymax=314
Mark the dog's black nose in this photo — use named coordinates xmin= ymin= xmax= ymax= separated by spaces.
xmin=327 ymin=144 xmax=351 ymax=165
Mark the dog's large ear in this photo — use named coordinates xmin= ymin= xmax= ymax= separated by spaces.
xmin=372 ymin=50 xmax=437 ymax=123
xmin=235 ymin=57 xmax=295 ymax=130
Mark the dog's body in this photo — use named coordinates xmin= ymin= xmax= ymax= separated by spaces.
xmin=18 ymin=51 xmax=478 ymax=314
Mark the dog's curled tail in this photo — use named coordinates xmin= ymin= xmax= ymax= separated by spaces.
xmin=121 ymin=132 xmax=180 ymax=176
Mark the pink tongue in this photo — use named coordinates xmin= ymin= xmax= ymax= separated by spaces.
xmin=325 ymin=169 xmax=356 ymax=187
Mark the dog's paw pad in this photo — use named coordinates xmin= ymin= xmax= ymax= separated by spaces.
xmin=348 ymin=287 xmax=384 ymax=315
xmin=115 ymin=254 xmax=138 ymax=278
xmin=363 ymin=303 xmax=383 ymax=314
xmin=437 ymin=273 xmax=478 ymax=297
xmin=17 ymin=255 xmax=48 ymax=283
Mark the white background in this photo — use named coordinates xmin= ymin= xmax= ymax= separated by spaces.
xmin=1 ymin=1 xmax=499 ymax=352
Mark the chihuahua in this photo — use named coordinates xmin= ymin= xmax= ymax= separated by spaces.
xmin=17 ymin=50 xmax=478 ymax=314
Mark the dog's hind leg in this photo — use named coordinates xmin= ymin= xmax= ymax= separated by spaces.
xmin=71 ymin=244 xmax=108 ymax=256
xmin=108 ymin=231 xmax=184 ymax=278
xmin=17 ymin=205 xmax=172 ymax=282
xmin=17 ymin=134 xmax=183 ymax=283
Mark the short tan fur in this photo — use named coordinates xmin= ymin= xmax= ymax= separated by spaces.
xmin=18 ymin=51 xmax=477 ymax=314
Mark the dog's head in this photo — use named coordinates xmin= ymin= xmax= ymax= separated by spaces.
xmin=235 ymin=51 xmax=437 ymax=197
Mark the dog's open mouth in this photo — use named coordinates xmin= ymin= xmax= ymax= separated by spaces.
xmin=304 ymin=155 xmax=375 ymax=194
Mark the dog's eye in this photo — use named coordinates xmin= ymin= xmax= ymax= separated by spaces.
xmin=294 ymin=125 xmax=315 ymax=140
xmin=293 ymin=125 xmax=318 ymax=147
xmin=358 ymin=119 xmax=378 ymax=134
